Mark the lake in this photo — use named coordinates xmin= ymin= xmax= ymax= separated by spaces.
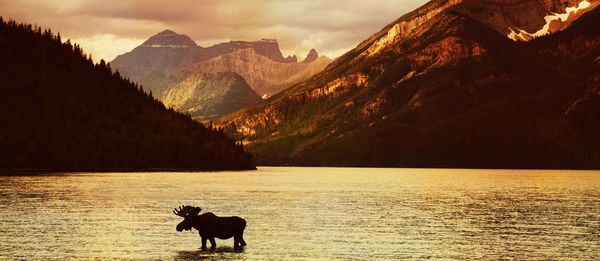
xmin=1 ymin=167 xmax=599 ymax=260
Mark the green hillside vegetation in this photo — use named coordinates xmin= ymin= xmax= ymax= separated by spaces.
xmin=162 ymin=71 xmax=261 ymax=121
xmin=0 ymin=18 xmax=255 ymax=171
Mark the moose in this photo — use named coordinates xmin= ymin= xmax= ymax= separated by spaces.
xmin=173 ymin=205 xmax=247 ymax=250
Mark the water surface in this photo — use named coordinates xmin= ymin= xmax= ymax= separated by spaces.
xmin=1 ymin=167 xmax=599 ymax=260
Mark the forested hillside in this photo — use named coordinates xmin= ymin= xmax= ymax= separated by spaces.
xmin=0 ymin=18 xmax=255 ymax=171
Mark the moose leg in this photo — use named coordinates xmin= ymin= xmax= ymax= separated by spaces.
xmin=201 ymin=236 xmax=207 ymax=250
xmin=239 ymin=223 xmax=247 ymax=246
xmin=234 ymin=234 xmax=246 ymax=248
xmin=209 ymin=237 xmax=216 ymax=250
xmin=239 ymin=234 xmax=247 ymax=246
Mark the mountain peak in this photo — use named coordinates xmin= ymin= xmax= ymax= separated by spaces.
xmin=284 ymin=54 xmax=298 ymax=63
xmin=302 ymin=49 xmax=318 ymax=63
xmin=142 ymin=30 xmax=197 ymax=48
xmin=157 ymin=29 xmax=177 ymax=35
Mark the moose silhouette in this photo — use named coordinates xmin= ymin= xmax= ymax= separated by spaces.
xmin=173 ymin=205 xmax=247 ymax=250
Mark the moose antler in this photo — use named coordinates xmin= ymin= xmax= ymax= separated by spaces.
xmin=173 ymin=205 xmax=202 ymax=217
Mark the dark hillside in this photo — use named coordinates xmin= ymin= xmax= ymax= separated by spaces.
xmin=0 ymin=18 xmax=255 ymax=171
xmin=219 ymin=3 xmax=600 ymax=169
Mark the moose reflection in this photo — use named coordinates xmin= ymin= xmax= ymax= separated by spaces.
xmin=173 ymin=205 xmax=247 ymax=251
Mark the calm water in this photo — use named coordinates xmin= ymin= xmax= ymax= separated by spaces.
xmin=0 ymin=167 xmax=599 ymax=260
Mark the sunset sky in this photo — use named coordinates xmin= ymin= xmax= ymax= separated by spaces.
xmin=0 ymin=0 xmax=428 ymax=61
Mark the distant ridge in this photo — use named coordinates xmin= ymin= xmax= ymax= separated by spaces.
xmin=111 ymin=30 xmax=331 ymax=98
xmin=111 ymin=30 xmax=332 ymax=119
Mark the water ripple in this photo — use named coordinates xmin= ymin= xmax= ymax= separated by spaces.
xmin=0 ymin=168 xmax=599 ymax=260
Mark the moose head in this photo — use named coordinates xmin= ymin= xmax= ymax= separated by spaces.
xmin=173 ymin=205 xmax=202 ymax=232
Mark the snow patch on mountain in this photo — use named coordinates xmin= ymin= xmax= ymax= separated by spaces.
xmin=508 ymin=0 xmax=591 ymax=41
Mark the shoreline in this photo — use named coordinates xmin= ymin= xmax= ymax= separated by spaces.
xmin=0 ymin=167 xmax=257 ymax=175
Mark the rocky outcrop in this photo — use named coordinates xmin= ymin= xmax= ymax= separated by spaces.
xmin=361 ymin=0 xmax=462 ymax=57
xmin=289 ymin=72 xmax=369 ymax=102
xmin=302 ymin=49 xmax=319 ymax=63
xmin=407 ymin=36 xmax=486 ymax=72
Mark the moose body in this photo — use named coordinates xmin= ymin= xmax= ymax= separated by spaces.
xmin=174 ymin=206 xmax=246 ymax=250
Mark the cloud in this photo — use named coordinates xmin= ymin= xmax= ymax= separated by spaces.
xmin=73 ymin=34 xmax=145 ymax=63
xmin=0 ymin=0 xmax=428 ymax=61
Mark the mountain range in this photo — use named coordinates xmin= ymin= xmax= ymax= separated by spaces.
xmin=219 ymin=0 xmax=600 ymax=169
xmin=111 ymin=32 xmax=331 ymax=119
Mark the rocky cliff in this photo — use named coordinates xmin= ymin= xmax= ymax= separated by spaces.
xmin=202 ymin=39 xmax=297 ymax=63
xmin=192 ymin=48 xmax=332 ymax=97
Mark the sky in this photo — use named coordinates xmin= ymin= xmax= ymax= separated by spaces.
xmin=0 ymin=0 xmax=428 ymax=62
